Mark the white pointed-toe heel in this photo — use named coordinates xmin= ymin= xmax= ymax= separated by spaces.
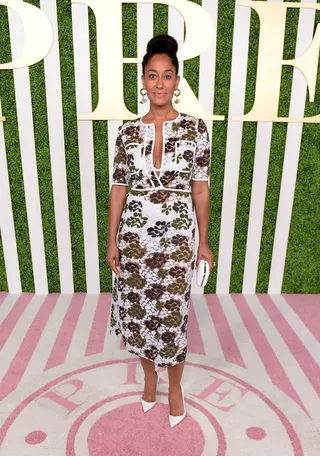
xmin=169 ymin=384 xmax=187 ymax=428
xmin=141 ymin=371 xmax=159 ymax=413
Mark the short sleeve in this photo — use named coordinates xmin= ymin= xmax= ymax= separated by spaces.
xmin=191 ymin=118 xmax=211 ymax=181
xmin=111 ymin=126 xmax=129 ymax=186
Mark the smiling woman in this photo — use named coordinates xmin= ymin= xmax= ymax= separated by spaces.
xmin=107 ymin=34 xmax=215 ymax=427
xmin=141 ymin=34 xmax=180 ymax=112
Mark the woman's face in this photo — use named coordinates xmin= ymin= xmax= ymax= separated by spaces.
xmin=142 ymin=53 xmax=180 ymax=107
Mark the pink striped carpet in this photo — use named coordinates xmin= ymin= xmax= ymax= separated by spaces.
xmin=0 ymin=292 xmax=319 ymax=455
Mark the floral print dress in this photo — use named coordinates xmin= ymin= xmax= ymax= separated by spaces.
xmin=109 ymin=112 xmax=211 ymax=367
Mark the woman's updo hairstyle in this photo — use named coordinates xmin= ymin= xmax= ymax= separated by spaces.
xmin=142 ymin=34 xmax=179 ymax=75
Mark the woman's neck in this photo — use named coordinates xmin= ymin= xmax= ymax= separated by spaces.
xmin=143 ymin=104 xmax=179 ymax=122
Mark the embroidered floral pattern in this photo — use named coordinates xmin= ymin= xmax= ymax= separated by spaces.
xmin=111 ymin=113 xmax=211 ymax=189
xmin=109 ymin=113 xmax=210 ymax=367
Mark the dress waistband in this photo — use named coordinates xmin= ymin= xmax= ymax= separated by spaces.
xmin=130 ymin=187 xmax=191 ymax=194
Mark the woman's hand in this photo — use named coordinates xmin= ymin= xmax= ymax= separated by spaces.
xmin=196 ymin=243 xmax=216 ymax=272
xmin=106 ymin=243 xmax=120 ymax=276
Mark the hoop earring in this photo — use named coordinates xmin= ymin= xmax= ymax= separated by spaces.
xmin=174 ymin=89 xmax=181 ymax=104
xmin=140 ymin=88 xmax=147 ymax=104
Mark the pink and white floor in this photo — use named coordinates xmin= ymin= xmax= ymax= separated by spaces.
xmin=0 ymin=292 xmax=319 ymax=455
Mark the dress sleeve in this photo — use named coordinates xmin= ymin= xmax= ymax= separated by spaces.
xmin=111 ymin=126 xmax=129 ymax=187
xmin=191 ymin=118 xmax=211 ymax=181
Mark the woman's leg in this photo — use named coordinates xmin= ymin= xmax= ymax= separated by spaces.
xmin=140 ymin=356 xmax=157 ymax=402
xmin=168 ymin=362 xmax=185 ymax=416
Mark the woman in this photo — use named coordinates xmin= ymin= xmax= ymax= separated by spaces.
xmin=107 ymin=34 xmax=215 ymax=427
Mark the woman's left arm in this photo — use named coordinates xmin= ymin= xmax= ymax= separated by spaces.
xmin=191 ymin=180 xmax=215 ymax=271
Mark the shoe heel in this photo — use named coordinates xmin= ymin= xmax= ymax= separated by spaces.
xmin=141 ymin=371 xmax=159 ymax=413
xmin=169 ymin=383 xmax=186 ymax=428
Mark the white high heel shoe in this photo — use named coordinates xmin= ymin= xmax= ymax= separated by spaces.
xmin=169 ymin=384 xmax=186 ymax=428
xmin=141 ymin=371 xmax=159 ymax=413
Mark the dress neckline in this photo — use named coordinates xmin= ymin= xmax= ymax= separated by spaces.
xmin=140 ymin=112 xmax=180 ymax=125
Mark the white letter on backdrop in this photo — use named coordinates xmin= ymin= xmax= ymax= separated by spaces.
xmin=233 ymin=1 xmax=320 ymax=123
xmin=72 ymin=0 xmax=224 ymax=121
xmin=0 ymin=0 xmax=53 ymax=70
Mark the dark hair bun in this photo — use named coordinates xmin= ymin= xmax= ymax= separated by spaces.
xmin=146 ymin=35 xmax=178 ymax=56
xmin=142 ymin=34 xmax=179 ymax=74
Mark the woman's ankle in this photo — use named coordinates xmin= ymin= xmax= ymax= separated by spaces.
xmin=168 ymin=383 xmax=181 ymax=391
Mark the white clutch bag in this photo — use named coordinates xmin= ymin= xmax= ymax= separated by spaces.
xmin=196 ymin=259 xmax=210 ymax=287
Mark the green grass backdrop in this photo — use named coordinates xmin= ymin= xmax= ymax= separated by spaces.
xmin=0 ymin=0 xmax=319 ymax=293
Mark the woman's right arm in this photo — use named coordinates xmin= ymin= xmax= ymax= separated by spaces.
xmin=107 ymin=185 xmax=128 ymax=276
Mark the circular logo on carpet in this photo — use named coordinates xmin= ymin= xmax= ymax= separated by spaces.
xmin=0 ymin=359 xmax=319 ymax=455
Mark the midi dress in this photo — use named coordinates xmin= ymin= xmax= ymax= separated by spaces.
xmin=109 ymin=112 xmax=211 ymax=367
